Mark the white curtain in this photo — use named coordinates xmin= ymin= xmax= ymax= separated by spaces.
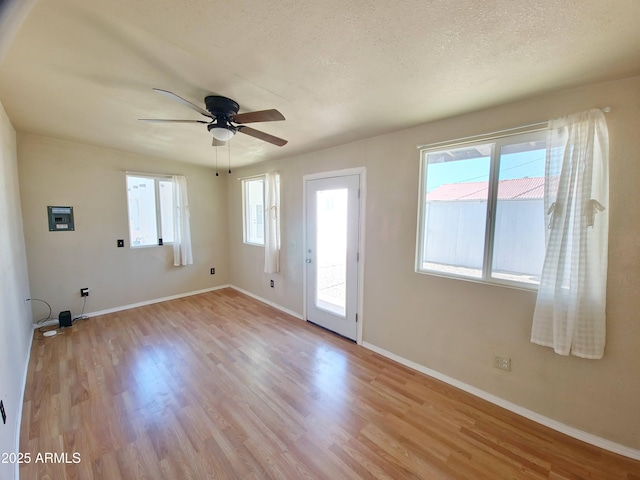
xmin=172 ymin=175 xmax=193 ymax=266
xmin=531 ymin=109 xmax=609 ymax=359
xmin=264 ymin=172 xmax=280 ymax=273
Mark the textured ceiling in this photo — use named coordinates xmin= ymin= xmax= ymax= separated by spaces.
xmin=1 ymin=0 xmax=640 ymax=168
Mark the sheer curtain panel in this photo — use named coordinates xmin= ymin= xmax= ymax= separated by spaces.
xmin=172 ymin=175 xmax=193 ymax=266
xmin=531 ymin=109 xmax=609 ymax=358
xmin=264 ymin=172 xmax=280 ymax=273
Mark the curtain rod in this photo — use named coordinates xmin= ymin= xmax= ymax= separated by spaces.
xmin=125 ymin=170 xmax=184 ymax=178
xmin=237 ymin=173 xmax=266 ymax=181
xmin=417 ymin=106 xmax=611 ymax=151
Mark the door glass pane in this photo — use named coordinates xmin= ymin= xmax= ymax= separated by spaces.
xmin=422 ymin=144 xmax=492 ymax=278
xmin=127 ymin=176 xmax=158 ymax=247
xmin=491 ymin=139 xmax=546 ymax=284
xmin=316 ymin=188 xmax=348 ymax=317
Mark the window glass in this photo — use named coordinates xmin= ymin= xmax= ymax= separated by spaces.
xmin=244 ymin=178 xmax=265 ymax=245
xmin=127 ymin=176 xmax=158 ymax=247
xmin=417 ymin=131 xmax=547 ymax=287
xmin=422 ymin=144 xmax=492 ymax=278
xmin=126 ymin=175 xmax=175 ymax=247
xmin=159 ymin=180 xmax=175 ymax=244
xmin=491 ymin=140 xmax=546 ymax=284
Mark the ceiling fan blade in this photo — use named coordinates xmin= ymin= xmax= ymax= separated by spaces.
xmin=212 ymin=137 xmax=226 ymax=147
xmin=231 ymin=109 xmax=285 ymax=124
xmin=152 ymin=88 xmax=212 ymax=118
xmin=139 ymin=118 xmax=209 ymax=124
xmin=238 ymin=126 xmax=288 ymax=146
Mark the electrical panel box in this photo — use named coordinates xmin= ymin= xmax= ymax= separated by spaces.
xmin=48 ymin=206 xmax=75 ymax=231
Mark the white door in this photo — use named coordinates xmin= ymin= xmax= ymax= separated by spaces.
xmin=305 ymin=174 xmax=360 ymax=340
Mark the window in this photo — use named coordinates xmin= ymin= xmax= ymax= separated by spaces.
xmin=126 ymin=174 xmax=174 ymax=247
xmin=416 ymin=131 xmax=547 ymax=287
xmin=243 ymin=177 xmax=265 ymax=245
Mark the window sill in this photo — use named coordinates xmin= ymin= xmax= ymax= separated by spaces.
xmin=415 ymin=268 xmax=539 ymax=292
xmin=130 ymin=243 xmax=173 ymax=249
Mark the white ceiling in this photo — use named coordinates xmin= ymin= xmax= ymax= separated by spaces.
xmin=1 ymin=0 xmax=640 ymax=168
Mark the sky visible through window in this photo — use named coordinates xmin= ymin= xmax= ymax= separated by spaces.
xmin=426 ymin=150 xmax=545 ymax=193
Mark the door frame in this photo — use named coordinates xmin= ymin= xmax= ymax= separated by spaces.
xmin=302 ymin=167 xmax=366 ymax=345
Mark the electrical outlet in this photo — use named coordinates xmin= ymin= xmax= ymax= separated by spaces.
xmin=80 ymin=288 xmax=89 ymax=297
xmin=0 ymin=400 xmax=6 ymax=424
xmin=117 ymin=239 xmax=124 ymax=248
xmin=270 ymin=279 xmax=274 ymax=288
xmin=494 ymin=355 xmax=511 ymax=371
xmin=210 ymin=268 xmax=215 ymax=275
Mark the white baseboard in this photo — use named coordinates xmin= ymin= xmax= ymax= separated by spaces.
xmin=32 ymin=285 xmax=230 ymax=328
xmin=229 ymin=285 xmax=304 ymax=320
xmin=33 ymin=319 xmax=58 ymax=328
xmin=362 ymin=342 xmax=640 ymax=462
xmin=15 ymin=324 xmax=34 ymax=480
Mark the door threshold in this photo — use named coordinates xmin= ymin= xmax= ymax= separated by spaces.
xmin=306 ymin=320 xmax=356 ymax=343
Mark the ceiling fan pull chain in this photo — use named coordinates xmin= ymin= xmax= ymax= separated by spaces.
xmin=228 ymin=140 xmax=232 ymax=174
xmin=215 ymin=144 xmax=219 ymax=176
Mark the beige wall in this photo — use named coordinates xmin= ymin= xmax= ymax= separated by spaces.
xmin=228 ymin=76 xmax=640 ymax=449
xmin=18 ymin=134 xmax=230 ymax=317
xmin=0 ymin=99 xmax=32 ymax=479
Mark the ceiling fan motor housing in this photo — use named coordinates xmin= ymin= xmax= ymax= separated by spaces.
xmin=205 ymin=96 xmax=240 ymax=118
xmin=205 ymin=96 xmax=240 ymax=136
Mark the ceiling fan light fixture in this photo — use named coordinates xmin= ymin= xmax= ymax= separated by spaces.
xmin=210 ymin=126 xmax=235 ymax=142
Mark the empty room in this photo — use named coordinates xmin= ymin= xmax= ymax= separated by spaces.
xmin=1 ymin=0 xmax=640 ymax=479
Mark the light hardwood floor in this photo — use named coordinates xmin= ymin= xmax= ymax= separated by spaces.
xmin=20 ymin=288 xmax=640 ymax=479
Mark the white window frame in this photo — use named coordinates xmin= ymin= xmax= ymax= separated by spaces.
xmin=126 ymin=173 xmax=174 ymax=248
xmin=415 ymin=129 xmax=547 ymax=290
xmin=242 ymin=175 xmax=266 ymax=246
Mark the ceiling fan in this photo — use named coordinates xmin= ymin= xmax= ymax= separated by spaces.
xmin=139 ymin=88 xmax=287 ymax=147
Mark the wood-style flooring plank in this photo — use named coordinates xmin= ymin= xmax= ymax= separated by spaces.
xmin=20 ymin=288 xmax=640 ymax=479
